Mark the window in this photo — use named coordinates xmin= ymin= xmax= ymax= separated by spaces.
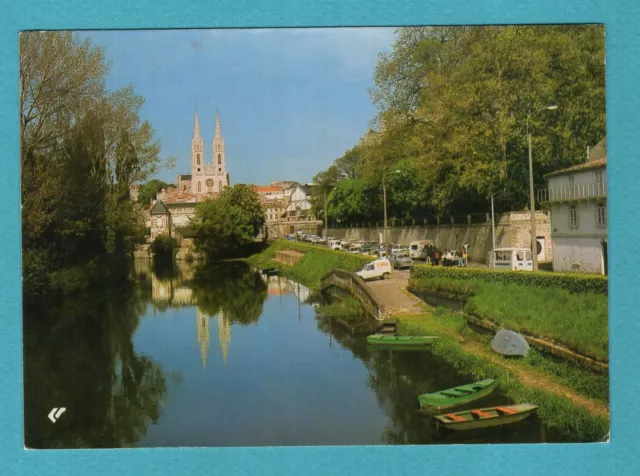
xmin=569 ymin=205 xmax=579 ymax=229
xmin=197 ymin=182 xmax=201 ymax=193
xmin=197 ymin=154 xmax=200 ymax=165
xmin=516 ymin=252 xmax=524 ymax=261
xmin=218 ymin=154 xmax=222 ymax=164
xmin=595 ymin=170 xmax=603 ymax=184
xmin=596 ymin=203 xmax=607 ymax=228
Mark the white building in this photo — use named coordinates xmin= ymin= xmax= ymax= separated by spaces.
xmin=538 ymin=138 xmax=607 ymax=274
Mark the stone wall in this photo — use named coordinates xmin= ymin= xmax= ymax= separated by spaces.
xmin=325 ymin=211 xmax=551 ymax=264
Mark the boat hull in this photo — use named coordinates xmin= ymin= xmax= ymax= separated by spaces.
xmin=434 ymin=404 xmax=537 ymax=431
xmin=419 ymin=379 xmax=497 ymax=411
xmin=366 ymin=334 xmax=439 ymax=346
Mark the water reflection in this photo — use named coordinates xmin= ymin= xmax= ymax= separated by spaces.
xmin=25 ymin=259 xmax=567 ymax=448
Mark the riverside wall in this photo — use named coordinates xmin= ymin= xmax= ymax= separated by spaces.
xmin=326 ymin=211 xmax=551 ymax=264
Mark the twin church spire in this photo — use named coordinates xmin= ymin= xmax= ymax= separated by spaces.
xmin=191 ymin=109 xmax=229 ymax=194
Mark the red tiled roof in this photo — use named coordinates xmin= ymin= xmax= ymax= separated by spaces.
xmin=545 ymin=157 xmax=607 ymax=177
xmin=254 ymin=186 xmax=282 ymax=193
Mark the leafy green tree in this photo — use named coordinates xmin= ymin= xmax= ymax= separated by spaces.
xmin=191 ymin=184 xmax=265 ymax=261
xmin=327 ymin=179 xmax=381 ymax=224
xmin=138 ymin=179 xmax=170 ymax=206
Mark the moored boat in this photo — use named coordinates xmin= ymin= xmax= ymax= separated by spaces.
xmin=433 ymin=403 xmax=538 ymax=431
xmin=262 ymin=267 xmax=280 ymax=276
xmin=366 ymin=334 xmax=439 ymax=346
xmin=418 ymin=379 xmax=497 ymax=411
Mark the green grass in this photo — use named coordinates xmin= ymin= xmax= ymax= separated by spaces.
xmin=316 ymin=297 xmax=368 ymax=321
xmin=397 ymin=310 xmax=609 ymax=442
xmin=246 ymin=240 xmax=370 ymax=288
xmin=409 ymin=276 xmax=609 ymax=361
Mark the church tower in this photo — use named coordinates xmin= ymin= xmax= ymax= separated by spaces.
xmin=191 ymin=111 xmax=205 ymax=194
xmin=212 ymin=110 xmax=229 ymax=193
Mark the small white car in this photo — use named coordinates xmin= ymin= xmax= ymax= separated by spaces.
xmin=356 ymin=259 xmax=393 ymax=281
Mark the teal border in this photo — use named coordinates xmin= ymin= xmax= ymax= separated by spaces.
xmin=2 ymin=1 xmax=638 ymax=474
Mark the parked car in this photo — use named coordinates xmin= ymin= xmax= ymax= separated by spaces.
xmin=356 ymin=259 xmax=393 ymax=281
xmin=390 ymin=251 xmax=414 ymax=270
xmin=391 ymin=244 xmax=409 ymax=254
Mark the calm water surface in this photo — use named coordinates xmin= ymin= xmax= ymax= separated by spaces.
xmin=24 ymin=260 xmax=567 ymax=448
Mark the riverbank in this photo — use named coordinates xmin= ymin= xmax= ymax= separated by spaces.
xmin=408 ymin=275 xmax=609 ymax=362
xmin=396 ymin=309 xmax=608 ymax=441
xmin=246 ymin=240 xmax=370 ymax=288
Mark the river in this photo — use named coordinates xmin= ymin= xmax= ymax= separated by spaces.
xmin=23 ymin=260 xmax=568 ymax=448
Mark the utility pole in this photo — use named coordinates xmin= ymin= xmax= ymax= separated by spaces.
xmin=383 ymin=175 xmax=388 ymax=256
xmin=528 ymin=130 xmax=537 ymax=271
xmin=491 ymin=193 xmax=496 ymax=252
xmin=324 ymin=190 xmax=328 ymax=242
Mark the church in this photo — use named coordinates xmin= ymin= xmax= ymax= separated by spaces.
xmin=176 ymin=110 xmax=230 ymax=195
xmin=143 ymin=110 xmax=231 ymax=240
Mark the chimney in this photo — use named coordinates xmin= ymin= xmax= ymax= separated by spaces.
xmin=586 ymin=145 xmax=590 ymax=163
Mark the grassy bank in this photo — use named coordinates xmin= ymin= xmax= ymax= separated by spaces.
xmin=409 ymin=275 xmax=608 ymax=362
xmin=397 ymin=309 xmax=609 ymax=441
xmin=246 ymin=240 xmax=370 ymax=288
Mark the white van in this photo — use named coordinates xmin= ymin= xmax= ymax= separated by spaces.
xmin=328 ymin=239 xmax=342 ymax=251
xmin=488 ymin=248 xmax=533 ymax=271
xmin=409 ymin=240 xmax=434 ymax=259
xmin=356 ymin=259 xmax=393 ymax=281
xmin=391 ymin=244 xmax=409 ymax=255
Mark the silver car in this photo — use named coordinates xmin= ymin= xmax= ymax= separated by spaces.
xmin=390 ymin=251 xmax=414 ymax=269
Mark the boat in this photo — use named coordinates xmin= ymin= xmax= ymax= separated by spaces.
xmin=433 ymin=403 xmax=538 ymax=431
xmin=491 ymin=329 xmax=530 ymax=357
xmin=418 ymin=379 xmax=497 ymax=411
xmin=366 ymin=334 xmax=439 ymax=346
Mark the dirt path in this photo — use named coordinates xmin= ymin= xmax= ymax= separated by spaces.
xmin=367 ymin=270 xmax=428 ymax=316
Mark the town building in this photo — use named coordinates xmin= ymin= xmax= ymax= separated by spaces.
xmin=538 ymin=137 xmax=607 ymax=274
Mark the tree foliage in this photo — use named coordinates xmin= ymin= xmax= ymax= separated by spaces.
xmin=20 ymin=32 xmax=168 ymax=301
xmin=314 ymin=25 xmax=605 ymax=221
xmin=191 ymin=184 xmax=265 ymax=261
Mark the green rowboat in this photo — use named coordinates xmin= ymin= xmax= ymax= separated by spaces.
xmin=433 ymin=403 xmax=538 ymax=431
xmin=418 ymin=379 xmax=497 ymax=411
xmin=366 ymin=334 xmax=439 ymax=346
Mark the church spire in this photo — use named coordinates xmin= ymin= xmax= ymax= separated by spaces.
xmin=214 ymin=109 xmax=222 ymax=139
xmin=194 ymin=110 xmax=201 ymax=138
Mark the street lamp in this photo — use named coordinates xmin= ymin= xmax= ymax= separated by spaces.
xmin=526 ymin=104 xmax=558 ymax=271
xmin=323 ymin=190 xmax=329 ymax=242
xmin=382 ymin=169 xmax=401 ymax=256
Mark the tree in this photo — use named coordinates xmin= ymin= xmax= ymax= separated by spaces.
xmin=20 ymin=31 xmax=168 ymax=302
xmin=191 ymin=184 xmax=265 ymax=260
xmin=138 ymin=179 xmax=170 ymax=206
xmin=364 ymin=25 xmax=605 ymax=215
xmin=327 ymin=179 xmax=380 ymax=224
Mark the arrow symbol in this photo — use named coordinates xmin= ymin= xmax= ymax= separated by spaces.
xmin=48 ymin=407 xmax=66 ymax=423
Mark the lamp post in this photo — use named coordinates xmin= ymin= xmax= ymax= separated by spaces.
xmin=382 ymin=170 xmax=401 ymax=256
xmin=526 ymin=105 xmax=558 ymax=271
xmin=324 ymin=190 xmax=328 ymax=242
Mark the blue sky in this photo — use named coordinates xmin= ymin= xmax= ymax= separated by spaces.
xmin=80 ymin=28 xmax=396 ymax=185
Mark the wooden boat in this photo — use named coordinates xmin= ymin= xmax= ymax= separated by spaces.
xmin=418 ymin=379 xmax=497 ymax=411
xmin=491 ymin=329 xmax=530 ymax=357
xmin=366 ymin=334 xmax=439 ymax=346
xmin=433 ymin=403 xmax=538 ymax=431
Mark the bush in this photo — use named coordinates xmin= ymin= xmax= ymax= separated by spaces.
xmin=412 ymin=264 xmax=608 ymax=295
xmin=150 ymin=235 xmax=178 ymax=262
